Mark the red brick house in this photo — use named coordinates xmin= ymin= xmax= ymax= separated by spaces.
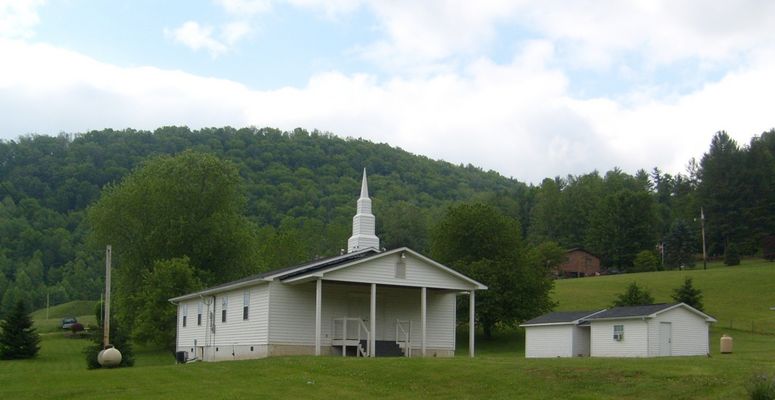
xmin=557 ymin=248 xmax=600 ymax=278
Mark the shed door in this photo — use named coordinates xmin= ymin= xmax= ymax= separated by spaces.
xmin=659 ymin=322 xmax=672 ymax=356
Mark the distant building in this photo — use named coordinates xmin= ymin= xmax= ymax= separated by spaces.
xmin=557 ymin=248 xmax=600 ymax=278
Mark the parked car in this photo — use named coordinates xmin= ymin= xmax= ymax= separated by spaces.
xmin=61 ymin=317 xmax=78 ymax=329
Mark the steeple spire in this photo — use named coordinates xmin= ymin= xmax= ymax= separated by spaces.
xmin=360 ymin=168 xmax=369 ymax=198
xmin=347 ymin=169 xmax=380 ymax=253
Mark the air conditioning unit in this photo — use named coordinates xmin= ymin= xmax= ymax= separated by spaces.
xmin=613 ymin=333 xmax=623 ymax=341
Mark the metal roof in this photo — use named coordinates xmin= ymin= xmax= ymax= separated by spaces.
xmin=169 ymin=247 xmax=487 ymax=302
xmin=585 ymin=303 xmax=676 ymax=320
xmin=521 ymin=310 xmax=605 ymax=326
xmin=522 ymin=303 xmax=717 ymax=327
xmin=169 ymin=248 xmax=378 ymax=302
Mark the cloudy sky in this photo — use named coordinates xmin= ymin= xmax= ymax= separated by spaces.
xmin=1 ymin=1 xmax=774 ymax=183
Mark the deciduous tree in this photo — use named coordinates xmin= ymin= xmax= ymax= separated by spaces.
xmin=431 ymin=203 xmax=555 ymax=338
xmin=133 ymin=257 xmax=203 ymax=350
xmin=88 ymin=151 xmax=259 ymax=335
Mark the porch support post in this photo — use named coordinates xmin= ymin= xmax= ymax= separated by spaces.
xmin=469 ymin=290 xmax=475 ymax=358
xmin=421 ymin=286 xmax=427 ymax=357
xmin=315 ymin=278 xmax=322 ymax=356
xmin=370 ymin=283 xmax=376 ymax=358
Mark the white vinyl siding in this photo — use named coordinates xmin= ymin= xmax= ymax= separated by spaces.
xmin=177 ymin=298 xmax=209 ymax=351
xmin=211 ymin=284 xmax=269 ymax=346
xmin=176 ymin=284 xmax=270 ymax=356
xmin=323 ymin=252 xmax=476 ymax=290
xmin=268 ymin=281 xmax=316 ymax=345
xmin=590 ymin=320 xmax=648 ymax=357
xmin=647 ymin=307 xmax=710 ymax=356
xmin=525 ymin=325 xmax=574 ymax=358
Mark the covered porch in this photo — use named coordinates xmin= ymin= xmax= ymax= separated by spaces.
xmin=306 ymin=280 xmax=477 ymax=358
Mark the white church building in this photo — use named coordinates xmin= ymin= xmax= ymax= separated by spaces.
xmin=170 ymin=171 xmax=486 ymax=361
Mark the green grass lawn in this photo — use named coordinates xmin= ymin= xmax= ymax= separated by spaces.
xmin=30 ymin=300 xmax=97 ymax=333
xmin=0 ymin=329 xmax=773 ymax=400
xmin=3 ymin=262 xmax=775 ymax=400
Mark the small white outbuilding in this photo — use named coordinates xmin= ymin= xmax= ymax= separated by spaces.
xmin=520 ymin=310 xmax=604 ymax=358
xmin=522 ymin=303 xmax=716 ymax=358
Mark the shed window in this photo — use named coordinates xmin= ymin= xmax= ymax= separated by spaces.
xmin=613 ymin=325 xmax=624 ymax=341
xmin=243 ymin=290 xmax=250 ymax=320
xmin=197 ymin=302 xmax=203 ymax=326
xmin=222 ymin=296 xmax=228 ymax=323
xmin=182 ymin=304 xmax=188 ymax=327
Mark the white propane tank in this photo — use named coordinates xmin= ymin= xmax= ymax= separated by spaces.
xmin=98 ymin=346 xmax=123 ymax=367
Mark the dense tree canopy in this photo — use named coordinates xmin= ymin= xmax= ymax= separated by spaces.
xmin=0 ymin=127 xmax=529 ymax=316
xmin=431 ymin=203 xmax=555 ymax=337
xmin=88 ymin=151 xmax=259 ymax=334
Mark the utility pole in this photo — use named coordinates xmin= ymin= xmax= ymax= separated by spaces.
xmin=103 ymin=245 xmax=111 ymax=348
xmin=701 ymin=207 xmax=707 ymax=270
xmin=98 ymin=244 xmax=122 ymax=367
xmin=661 ymin=242 xmax=665 ymax=269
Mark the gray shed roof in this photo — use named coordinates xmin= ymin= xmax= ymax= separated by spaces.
xmin=586 ymin=303 xmax=716 ymax=322
xmin=521 ymin=310 xmax=605 ymax=326
xmin=521 ymin=303 xmax=717 ymax=327
xmin=585 ymin=303 xmax=676 ymax=320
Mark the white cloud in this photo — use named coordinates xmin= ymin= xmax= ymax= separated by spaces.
xmin=309 ymin=1 xmax=775 ymax=73
xmin=222 ymin=21 xmax=251 ymax=45
xmin=4 ymin=1 xmax=775 ymax=183
xmin=355 ymin=0 xmax=520 ymax=70
xmin=165 ymin=21 xmax=229 ymax=57
xmin=0 ymin=38 xmax=252 ymax=133
xmin=516 ymin=0 xmax=775 ymax=69
xmin=286 ymin=0 xmax=362 ymax=18
xmin=0 ymin=0 xmax=45 ymax=39
xmin=3 ymin=37 xmax=773 ymax=183
xmin=215 ymin=0 xmax=272 ymax=15
xmin=168 ymin=2 xmax=267 ymax=56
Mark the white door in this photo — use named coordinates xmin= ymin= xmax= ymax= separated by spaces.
xmin=659 ymin=322 xmax=672 ymax=356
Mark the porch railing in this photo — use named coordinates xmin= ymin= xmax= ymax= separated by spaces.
xmin=396 ymin=319 xmax=412 ymax=357
xmin=332 ymin=317 xmax=370 ymax=357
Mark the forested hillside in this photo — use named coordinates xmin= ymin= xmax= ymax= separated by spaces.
xmin=0 ymin=126 xmax=773 ymax=316
xmin=0 ymin=126 xmax=530 ymax=315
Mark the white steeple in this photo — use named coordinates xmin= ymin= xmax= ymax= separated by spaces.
xmin=347 ymin=169 xmax=380 ymax=253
